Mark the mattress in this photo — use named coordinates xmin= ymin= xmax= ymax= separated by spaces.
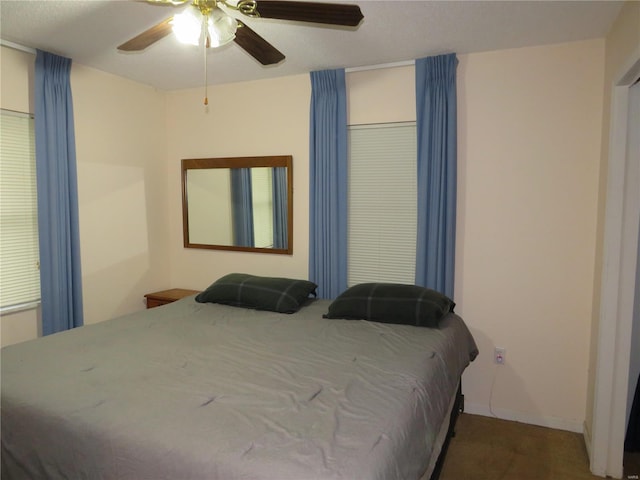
xmin=1 ymin=297 xmax=478 ymax=480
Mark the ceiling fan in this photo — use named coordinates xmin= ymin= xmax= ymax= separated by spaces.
xmin=118 ymin=0 xmax=364 ymax=66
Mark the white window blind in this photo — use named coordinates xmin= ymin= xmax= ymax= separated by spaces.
xmin=0 ymin=109 xmax=40 ymax=312
xmin=348 ymin=122 xmax=417 ymax=286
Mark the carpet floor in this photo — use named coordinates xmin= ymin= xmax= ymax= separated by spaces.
xmin=626 ymin=451 xmax=640 ymax=479
xmin=439 ymin=413 xmax=639 ymax=480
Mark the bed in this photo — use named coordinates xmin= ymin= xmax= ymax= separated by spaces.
xmin=1 ymin=276 xmax=478 ymax=480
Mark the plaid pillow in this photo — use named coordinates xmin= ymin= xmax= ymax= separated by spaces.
xmin=324 ymin=283 xmax=455 ymax=328
xmin=196 ymin=273 xmax=317 ymax=314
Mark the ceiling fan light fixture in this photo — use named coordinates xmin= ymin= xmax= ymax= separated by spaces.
xmin=207 ymin=8 xmax=237 ymax=48
xmin=172 ymin=7 xmax=202 ymax=45
xmin=172 ymin=4 xmax=236 ymax=49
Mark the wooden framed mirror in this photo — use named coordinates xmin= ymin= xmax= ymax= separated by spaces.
xmin=182 ymin=155 xmax=293 ymax=254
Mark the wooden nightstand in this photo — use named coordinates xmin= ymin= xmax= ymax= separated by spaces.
xmin=144 ymin=288 xmax=200 ymax=309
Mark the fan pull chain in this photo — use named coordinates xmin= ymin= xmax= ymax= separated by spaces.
xmin=203 ymin=41 xmax=208 ymax=106
xmin=202 ymin=15 xmax=209 ymax=106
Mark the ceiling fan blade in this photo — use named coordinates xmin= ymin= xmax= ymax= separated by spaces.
xmin=252 ymin=1 xmax=363 ymax=27
xmin=118 ymin=17 xmax=174 ymax=51
xmin=234 ymin=21 xmax=285 ymax=65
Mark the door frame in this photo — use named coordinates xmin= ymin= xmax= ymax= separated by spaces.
xmin=590 ymin=48 xmax=640 ymax=478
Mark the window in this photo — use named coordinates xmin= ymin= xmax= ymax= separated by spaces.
xmin=348 ymin=122 xmax=417 ymax=286
xmin=0 ymin=109 xmax=40 ymax=313
xmin=251 ymin=167 xmax=274 ymax=248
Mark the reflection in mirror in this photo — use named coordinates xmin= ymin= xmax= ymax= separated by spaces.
xmin=182 ymin=156 xmax=293 ymax=254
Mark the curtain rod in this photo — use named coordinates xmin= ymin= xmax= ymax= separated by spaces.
xmin=0 ymin=39 xmax=36 ymax=55
xmin=346 ymin=60 xmax=415 ymax=73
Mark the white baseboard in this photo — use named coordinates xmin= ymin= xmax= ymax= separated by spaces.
xmin=463 ymin=402 xmax=584 ymax=434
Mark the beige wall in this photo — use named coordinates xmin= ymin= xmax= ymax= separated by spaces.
xmin=458 ymin=40 xmax=603 ymax=431
xmin=586 ymin=0 xmax=640 ymax=441
xmin=165 ymin=74 xmax=311 ymax=290
xmin=0 ymin=46 xmax=169 ymax=346
xmin=71 ymin=65 xmax=169 ymax=325
xmin=0 ymin=47 xmax=33 ymax=113
xmin=347 ymin=65 xmax=416 ymax=124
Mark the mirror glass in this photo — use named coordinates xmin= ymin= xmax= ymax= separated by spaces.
xmin=182 ymin=156 xmax=293 ymax=254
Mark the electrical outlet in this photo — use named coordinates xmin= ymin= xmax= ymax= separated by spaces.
xmin=494 ymin=347 xmax=506 ymax=365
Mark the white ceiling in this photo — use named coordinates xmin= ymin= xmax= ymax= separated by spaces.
xmin=0 ymin=0 xmax=624 ymax=91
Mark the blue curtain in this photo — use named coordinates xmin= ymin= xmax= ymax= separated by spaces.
xmin=272 ymin=167 xmax=288 ymax=249
xmin=34 ymin=50 xmax=84 ymax=335
xmin=309 ymin=69 xmax=348 ymax=299
xmin=415 ymin=53 xmax=458 ymax=298
xmin=231 ymin=168 xmax=254 ymax=247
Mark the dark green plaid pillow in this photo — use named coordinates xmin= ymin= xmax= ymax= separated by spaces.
xmin=324 ymin=283 xmax=455 ymax=328
xmin=196 ymin=273 xmax=317 ymax=314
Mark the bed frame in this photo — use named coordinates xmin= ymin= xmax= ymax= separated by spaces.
xmin=429 ymin=383 xmax=464 ymax=480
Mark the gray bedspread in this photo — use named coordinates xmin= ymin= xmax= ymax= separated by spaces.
xmin=1 ymin=297 xmax=477 ymax=480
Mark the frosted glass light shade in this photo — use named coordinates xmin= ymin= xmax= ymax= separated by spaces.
xmin=172 ymin=6 xmax=236 ymax=48
xmin=207 ymin=8 xmax=237 ymax=47
xmin=172 ymin=7 xmax=202 ymax=46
